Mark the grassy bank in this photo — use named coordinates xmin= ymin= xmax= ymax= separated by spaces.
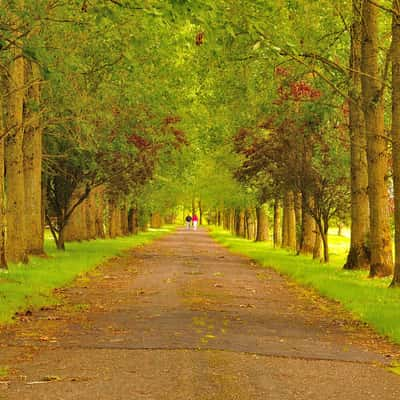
xmin=210 ymin=227 xmax=400 ymax=345
xmin=0 ymin=227 xmax=173 ymax=324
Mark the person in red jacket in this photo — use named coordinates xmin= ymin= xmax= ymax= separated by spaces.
xmin=192 ymin=214 xmax=199 ymax=230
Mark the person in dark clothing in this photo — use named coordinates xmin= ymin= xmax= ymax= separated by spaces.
xmin=185 ymin=215 xmax=192 ymax=230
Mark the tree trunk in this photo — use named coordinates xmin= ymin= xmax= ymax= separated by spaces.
xmin=294 ymin=192 xmax=302 ymax=251
xmin=0 ymin=98 xmax=7 ymax=269
xmin=313 ymin=229 xmax=322 ymax=260
xmin=321 ymin=230 xmax=329 ymax=263
xmin=23 ymin=61 xmax=44 ymax=255
xmin=56 ymin=228 xmax=66 ymax=250
xmin=115 ymin=206 xmax=122 ymax=236
xmin=64 ymin=190 xmax=80 ymax=241
xmin=344 ymin=0 xmax=371 ymax=270
xmin=299 ymin=194 xmax=315 ymax=255
xmin=121 ymin=204 xmax=129 ymax=235
xmin=391 ymin=0 xmax=400 ymax=287
xmin=229 ymin=208 xmax=235 ymax=234
xmin=316 ymin=219 xmax=329 ymax=263
xmin=5 ymin=19 xmax=28 ymax=263
xmin=256 ymin=203 xmax=269 ymax=242
xmin=281 ymin=195 xmax=288 ymax=248
xmin=245 ymin=208 xmax=256 ymax=240
xmin=94 ymin=188 xmax=105 ymax=238
xmin=108 ymin=200 xmax=117 ymax=238
xmin=128 ymin=207 xmax=139 ymax=234
xmin=79 ymin=200 xmax=89 ymax=240
xmin=361 ymin=0 xmax=393 ymax=277
xmin=273 ymin=199 xmax=281 ymax=248
xmin=239 ymin=209 xmax=245 ymax=237
xmin=282 ymin=191 xmax=296 ymax=250
xmin=86 ymin=192 xmax=97 ymax=239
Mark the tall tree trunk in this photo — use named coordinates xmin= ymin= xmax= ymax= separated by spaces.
xmin=246 ymin=208 xmax=256 ymax=240
xmin=86 ymin=192 xmax=97 ymax=239
xmin=23 ymin=61 xmax=44 ymax=255
xmin=344 ymin=0 xmax=371 ymax=270
xmin=281 ymin=195 xmax=288 ymax=248
xmin=5 ymin=17 xmax=28 ymax=263
xmin=273 ymin=199 xmax=281 ymax=248
xmin=282 ymin=191 xmax=296 ymax=250
xmin=287 ymin=192 xmax=297 ymax=250
xmin=128 ymin=207 xmax=139 ymax=235
xmin=115 ymin=206 xmax=122 ymax=236
xmin=64 ymin=189 xmax=80 ymax=241
xmin=238 ymin=209 xmax=245 ymax=237
xmin=313 ymin=229 xmax=322 ymax=260
xmin=316 ymin=218 xmax=329 ymax=263
xmin=0 ymin=95 xmax=7 ymax=269
xmin=94 ymin=188 xmax=105 ymax=238
xmin=108 ymin=200 xmax=118 ymax=238
xmin=121 ymin=204 xmax=129 ymax=235
xmin=256 ymin=203 xmax=269 ymax=242
xmin=80 ymin=200 xmax=89 ymax=240
xmin=361 ymin=0 xmax=393 ymax=277
xmin=391 ymin=0 xmax=400 ymax=287
xmin=294 ymin=192 xmax=302 ymax=251
xmin=229 ymin=208 xmax=235 ymax=234
xmin=299 ymin=194 xmax=315 ymax=255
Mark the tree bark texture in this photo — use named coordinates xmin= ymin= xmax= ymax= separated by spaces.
xmin=344 ymin=0 xmax=371 ymax=270
xmin=128 ymin=207 xmax=139 ymax=235
xmin=245 ymin=208 xmax=256 ymax=240
xmin=361 ymin=0 xmax=393 ymax=277
xmin=273 ymin=199 xmax=281 ymax=248
xmin=86 ymin=192 xmax=97 ymax=239
xmin=23 ymin=61 xmax=44 ymax=255
xmin=256 ymin=203 xmax=269 ymax=242
xmin=313 ymin=230 xmax=322 ymax=260
xmin=299 ymin=194 xmax=315 ymax=255
xmin=5 ymin=21 xmax=28 ymax=263
xmin=239 ymin=209 xmax=245 ymax=237
xmin=282 ymin=191 xmax=296 ymax=250
xmin=94 ymin=188 xmax=105 ymax=238
xmin=391 ymin=0 xmax=400 ymax=287
xmin=0 ymin=97 xmax=7 ymax=268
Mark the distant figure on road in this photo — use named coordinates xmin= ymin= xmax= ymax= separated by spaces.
xmin=192 ymin=214 xmax=199 ymax=230
xmin=185 ymin=215 xmax=192 ymax=230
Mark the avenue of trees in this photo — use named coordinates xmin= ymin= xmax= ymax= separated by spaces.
xmin=1 ymin=1 xmax=400 ymax=288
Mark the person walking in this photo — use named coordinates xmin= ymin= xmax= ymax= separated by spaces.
xmin=192 ymin=214 xmax=199 ymax=231
xmin=185 ymin=214 xmax=192 ymax=230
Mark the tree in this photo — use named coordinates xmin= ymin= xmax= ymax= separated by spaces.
xmin=5 ymin=2 xmax=28 ymax=263
xmin=343 ymin=0 xmax=370 ymax=270
xmin=361 ymin=0 xmax=393 ymax=277
xmin=391 ymin=0 xmax=400 ymax=287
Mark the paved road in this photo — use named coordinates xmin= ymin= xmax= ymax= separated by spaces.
xmin=1 ymin=228 xmax=400 ymax=399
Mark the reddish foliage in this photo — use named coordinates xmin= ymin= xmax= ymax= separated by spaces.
xmin=163 ymin=115 xmax=182 ymax=125
xmin=127 ymin=133 xmax=150 ymax=149
xmin=172 ymin=129 xmax=188 ymax=146
xmin=195 ymin=32 xmax=205 ymax=46
xmin=275 ymin=66 xmax=289 ymax=76
xmin=277 ymin=80 xmax=321 ymax=102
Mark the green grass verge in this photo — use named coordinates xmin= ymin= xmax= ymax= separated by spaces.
xmin=210 ymin=227 xmax=400 ymax=345
xmin=0 ymin=227 xmax=174 ymax=325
